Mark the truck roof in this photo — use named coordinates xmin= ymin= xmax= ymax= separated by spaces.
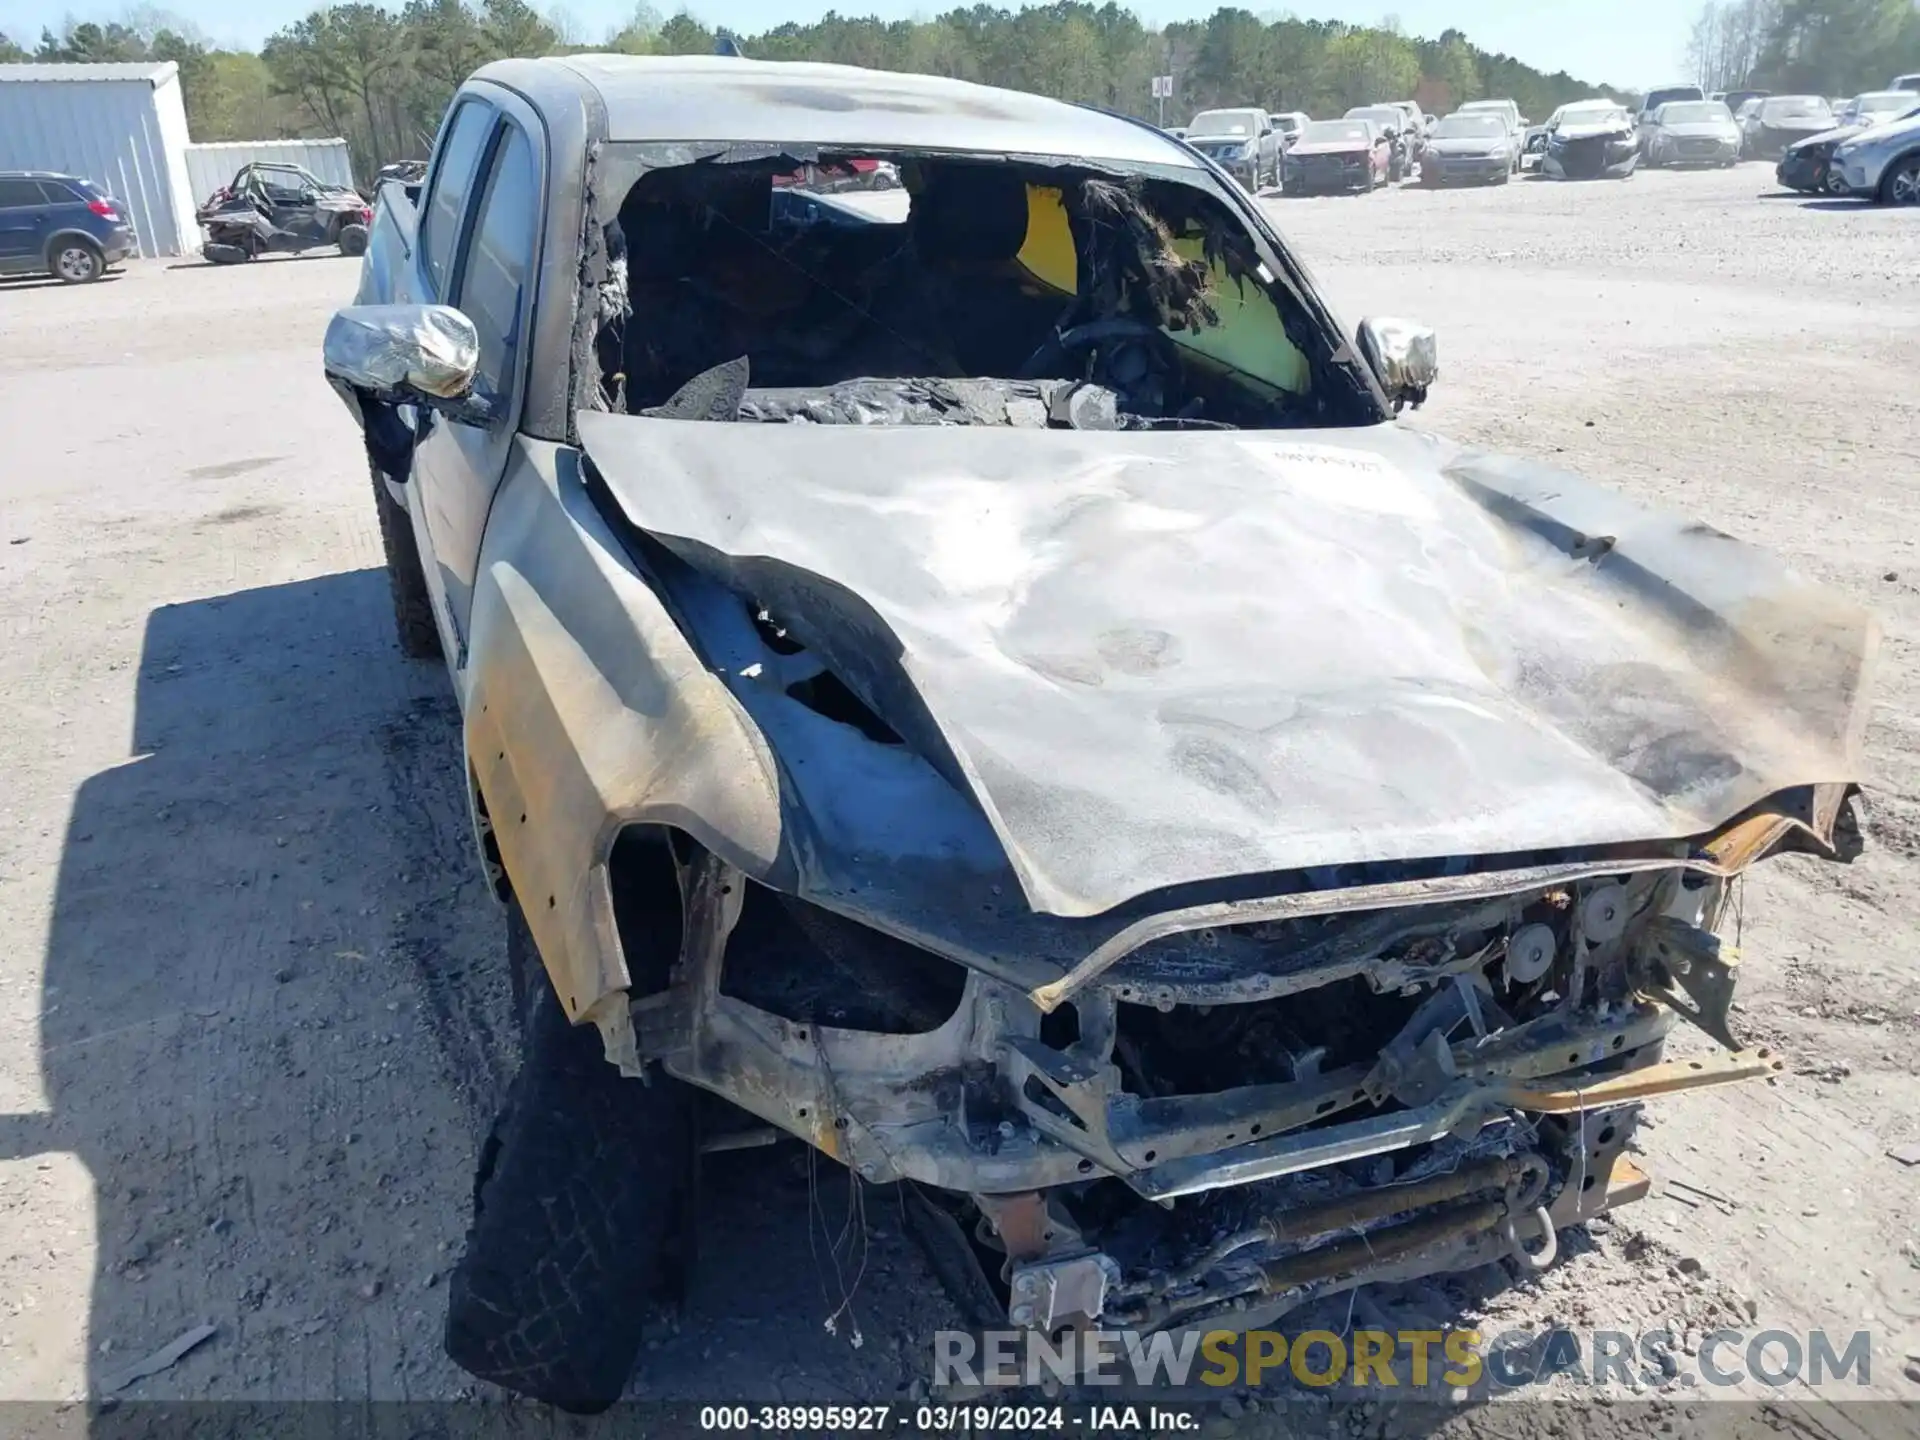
xmin=485 ymin=53 xmax=1195 ymax=167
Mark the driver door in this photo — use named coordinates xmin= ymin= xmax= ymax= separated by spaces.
xmin=403 ymin=97 xmax=543 ymax=672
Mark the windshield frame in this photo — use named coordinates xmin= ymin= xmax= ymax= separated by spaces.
xmin=1644 ymin=87 xmax=1704 ymax=110
xmin=1188 ymin=110 xmax=1260 ymax=137
xmin=1656 ymin=102 xmax=1733 ymax=125
xmin=1759 ymin=96 xmax=1833 ymax=120
xmin=1300 ymin=120 xmax=1374 ymax=145
xmin=1429 ymin=115 xmax=1507 ymax=140
xmin=1556 ymin=104 xmax=1630 ymax=129
xmin=1854 ymin=93 xmax=1913 ymax=117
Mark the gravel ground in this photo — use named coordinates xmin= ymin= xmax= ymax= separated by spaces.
xmin=0 ymin=163 xmax=1915 ymax=1426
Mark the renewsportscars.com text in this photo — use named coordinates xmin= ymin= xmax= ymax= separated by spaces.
xmin=935 ymin=1326 xmax=1875 ymax=1392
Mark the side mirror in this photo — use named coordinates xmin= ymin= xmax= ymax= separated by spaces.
xmin=323 ymin=303 xmax=488 ymax=422
xmin=1357 ymin=316 xmax=1438 ymax=413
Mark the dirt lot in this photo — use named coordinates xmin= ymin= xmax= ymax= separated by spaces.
xmin=1 ymin=164 xmax=1916 ymax=1422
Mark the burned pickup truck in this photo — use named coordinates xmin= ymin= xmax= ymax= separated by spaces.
xmin=324 ymin=55 xmax=1875 ymax=1412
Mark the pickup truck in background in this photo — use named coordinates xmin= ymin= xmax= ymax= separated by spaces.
xmin=324 ymin=52 xmax=1871 ymax=1414
xmin=1179 ymin=106 xmax=1283 ymax=188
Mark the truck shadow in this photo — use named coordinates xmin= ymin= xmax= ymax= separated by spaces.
xmin=0 ymin=568 xmax=503 ymax=1404
xmin=0 ymin=567 xmax=962 ymax=1413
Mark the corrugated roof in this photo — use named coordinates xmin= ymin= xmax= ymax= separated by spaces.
xmin=0 ymin=61 xmax=178 ymax=85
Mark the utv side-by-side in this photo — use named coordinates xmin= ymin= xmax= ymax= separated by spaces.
xmin=197 ymin=162 xmax=372 ymax=264
xmin=323 ymin=54 xmax=1875 ymax=1413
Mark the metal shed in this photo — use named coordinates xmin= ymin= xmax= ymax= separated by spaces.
xmin=184 ymin=139 xmax=356 ymax=203
xmin=0 ymin=61 xmax=199 ymax=257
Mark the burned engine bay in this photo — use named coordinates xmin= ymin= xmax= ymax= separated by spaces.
xmin=586 ymin=148 xmax=1377 ymax=433
xmin=623 ymin=803 xmax=1810 ymax=1344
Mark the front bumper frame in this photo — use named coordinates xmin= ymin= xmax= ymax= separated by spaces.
xmin=632 ymin=848 xmax=1776 ymax=1204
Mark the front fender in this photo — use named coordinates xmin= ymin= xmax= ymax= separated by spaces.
xmin=463 ymin=440 xmax=785 ymax=1023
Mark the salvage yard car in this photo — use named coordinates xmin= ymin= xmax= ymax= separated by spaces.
xmin=1282 ymin=117 xmax=1392 ymax=193
xmin=1418 ymin=112 xmax=1515 ymax=185
xmin=1181 ymin=107 xmax=1281 ymax=190
xmin=1270 ymin=110 xmax=1310 ymax=148
xmin=324 ymin=53 xmax=1875 ymax=1412
xmin=1345 ymin=104 xmax=1416 ymax=179
xmin=1455 ymin=97 xmax=1527 ymax=172
xmin=1830 ymin=107 xmax=1920 ymax=202
xmin=1741 ymin=94 xmax=1837 ymax=160
xmin=1778 ymin=97 xmax=1920 ymax=194
xmin=1635 ymin=81 xmax=1705 ymax=150
xmin=1543 ymin=99 xmax=1640 ymax=179
xmin=1640 ymin=99 xmax=1742 ymax=168
xmin=1834 ymin=89 xmax=1917 ymax=129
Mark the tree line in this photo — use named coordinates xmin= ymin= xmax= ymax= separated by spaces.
xmin=8 ymin=2 xmax=1635 ymax=184
xmin=1685 ymin=0 xmax=1920 ymax=95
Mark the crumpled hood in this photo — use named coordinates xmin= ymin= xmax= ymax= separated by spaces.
xmin=580 ymin=412 xmax=1875 ymax=919
xmin=1787 ymin=123 xmax=1862 ymax=151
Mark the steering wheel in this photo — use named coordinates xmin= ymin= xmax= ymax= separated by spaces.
xmin=1018 ymin=316 xmax=1176 ymax=381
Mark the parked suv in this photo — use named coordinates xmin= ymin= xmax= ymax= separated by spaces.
xmin=0 ymin=170 xmax=134 ymax=283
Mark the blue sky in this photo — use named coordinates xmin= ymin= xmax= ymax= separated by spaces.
xmin=0 ymin=1 xmax=1693 ymax=91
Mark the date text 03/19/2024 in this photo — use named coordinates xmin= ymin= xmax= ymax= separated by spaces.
xmin=697 ymin=1405 xmax=1200 ymax=1432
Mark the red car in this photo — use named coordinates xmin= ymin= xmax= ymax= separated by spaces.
xmin=1280 ymin=118 xmax=1392 ymax=194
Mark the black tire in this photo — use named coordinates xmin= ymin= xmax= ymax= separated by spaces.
xmin=338 ymin=222 xmax=369 ymax=257
xmin=368 ymin=463 xmax=441 ymax=660
xmin=48 ymin=237 xmax=103 ymax=284
xmin=446 ymin=901 xmax=692 ymax=1413
xmin=1879 ymin=153 xmax=1920 ymax=206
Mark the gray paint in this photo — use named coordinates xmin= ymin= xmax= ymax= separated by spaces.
xmin=581 ymin=410 xmax=1875 ymax=919
xmin=548 ymin=53 xmax=1196 ymax=164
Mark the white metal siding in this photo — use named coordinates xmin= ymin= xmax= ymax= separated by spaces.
xmin=0 ymin=63 xmax=196 ymax=257
xmin=149 ymin=69 xmax=199 ymax=256
xmin=184 ymin=140 xmax=356 ymax=202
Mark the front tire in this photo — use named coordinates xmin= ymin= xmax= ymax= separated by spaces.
xmin=445 ymin=901 xmax=693 ymax=1413
xmin=1879 ymin=154 xmax=1920 ymax=205
xmin=368 ymin=462 xmax=441 ymax=660
xmin=338 ymin=222 xmax=369 ymax=257
xmin=50 ymin=238 xmax=103 ymax=284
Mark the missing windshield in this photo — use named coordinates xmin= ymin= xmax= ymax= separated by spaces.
xmin=585 ymin=147 xmax=1374 ymax=432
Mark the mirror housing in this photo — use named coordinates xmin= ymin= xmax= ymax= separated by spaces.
xmin=323 ymin=303 xmax=488 ymax=422
xmin=1356 ymin=316 xmax=1438 ymax=414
